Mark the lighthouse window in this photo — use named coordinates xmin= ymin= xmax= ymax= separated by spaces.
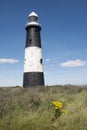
xmin=29 ymin=16 xmax=38 ymax=22
xmin=40 ymin=59 xmax=42 ymax=64
xmin=29 ymin=39 xmax=32 ymax=41
xmin=35 ymin=29 xmax=38 ymax=32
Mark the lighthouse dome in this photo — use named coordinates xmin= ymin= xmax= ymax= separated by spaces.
xmin=28 ymin=12 xmax=38 ymax=17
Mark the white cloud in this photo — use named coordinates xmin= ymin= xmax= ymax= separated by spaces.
xmin=60 ymin=59 xmax=87 ymax=67
xmin=46 ymin=58 xmax=51 ymax=62
xmin=0 ymin=58 xmax=19 ymax=64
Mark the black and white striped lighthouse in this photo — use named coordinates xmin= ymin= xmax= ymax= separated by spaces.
xmin=23 ymin=12 xmax=44 ymax=87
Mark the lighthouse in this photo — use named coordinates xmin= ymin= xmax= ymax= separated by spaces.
xmin=23 ymin=12 xmax=44 ymax=87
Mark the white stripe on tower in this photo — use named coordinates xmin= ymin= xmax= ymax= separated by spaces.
xmin=24 ymin=47 xmax=43 ymax=72
xmin=23 ymin=12 xmax=44 ymax=87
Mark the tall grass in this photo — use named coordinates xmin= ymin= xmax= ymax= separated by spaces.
xmin=0 ymin=85 xmax=87 ymax=130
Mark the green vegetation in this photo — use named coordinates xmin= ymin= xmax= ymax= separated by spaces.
xmin=0 ymin=85 xmax=87 ymax=130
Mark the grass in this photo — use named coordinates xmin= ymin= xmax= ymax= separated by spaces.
xmin=0 ymin=85 xmax=87 ymax=130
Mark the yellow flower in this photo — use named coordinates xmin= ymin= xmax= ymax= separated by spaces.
xmin=51 ymin=101 xmax=62 ymax=109
xmin=62 ymin=109 xmax=67 ymax=114
xmin=56 ymin=102 xmax=62 ymax=108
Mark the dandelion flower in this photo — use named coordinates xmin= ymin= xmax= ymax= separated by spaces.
xmin=62 ymin=109 xmax=67 ymax=114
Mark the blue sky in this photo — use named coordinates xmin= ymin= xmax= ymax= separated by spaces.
xmin=0 ymin=0 xmax=87 ymax=86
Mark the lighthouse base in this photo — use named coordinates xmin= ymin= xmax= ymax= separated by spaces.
xmin=23 ymin=72 xmax=44 ymax=87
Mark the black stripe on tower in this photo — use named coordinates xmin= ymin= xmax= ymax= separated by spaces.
xmin=23 ymin=72 xmax=44 ymax=87
xmin=25 ymin=25 xmax=41 ymax=48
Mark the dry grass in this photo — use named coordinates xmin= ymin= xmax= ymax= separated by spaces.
xmin=0 ymin=85 xmax=87 ymax=130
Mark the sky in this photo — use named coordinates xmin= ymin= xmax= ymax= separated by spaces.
xmin=0 ymin=0 xmax=87 ymax=86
